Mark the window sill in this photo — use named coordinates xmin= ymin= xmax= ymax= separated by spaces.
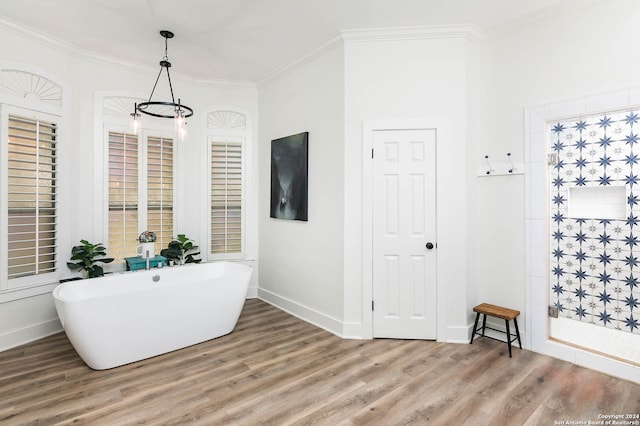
xmin=0 ymin=281 xmax=60 ymax=304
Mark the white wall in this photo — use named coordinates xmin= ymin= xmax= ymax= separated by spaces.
xmin=343 ymin=32 xmax=476 ymax=340
xmin=475 ymin=0 xmax=640 ymax=379
xmin=0 ymin=21 xmax=259 ymax=351
xmin=475 ymin=0 xmax=640 ymax=314
xmin=258 ymin=43 xmax=346 ymax=333
xmin=465 ymin=34 xmax=483 ymax=334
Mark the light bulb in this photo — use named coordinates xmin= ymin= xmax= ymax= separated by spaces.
xmin=174 ymin=115 xmax=184 ymax=131
xmin=174 ymin=105 xmax=187 ymax=141
xmin=131 ymin=115 xmax=140 ymax=135
xmin=174 ymin=109 xmax=185 ymax=131
xmin=178 ymin=120 xmax=188 ymax=142
xmin=130 ymin=103 xmax=140 ymax=135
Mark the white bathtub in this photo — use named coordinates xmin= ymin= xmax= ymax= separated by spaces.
xmin=53 ymin=261 xmax=252 ymax=370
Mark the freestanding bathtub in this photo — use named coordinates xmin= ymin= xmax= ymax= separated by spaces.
xmin=53 ymin=261 xmax=252 ymax=370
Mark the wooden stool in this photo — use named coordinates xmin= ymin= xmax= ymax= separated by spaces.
xmin=470 ymin=303 xmax=522 ymax=357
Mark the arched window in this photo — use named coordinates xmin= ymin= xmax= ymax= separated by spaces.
xmin=207 ymin=109 xmax=248 ymax=259
xmin=0 ymin=67 xmax=66 ymax=290
xmin=98 ymin=94 xmax=176 ymax=263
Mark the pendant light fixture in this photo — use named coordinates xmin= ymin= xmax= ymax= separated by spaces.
xmin=131 ymin=30 xmax=193 ymax=139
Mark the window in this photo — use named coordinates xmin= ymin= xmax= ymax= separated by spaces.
xmin=6 ymin=114 xmax=57 ymax=279
xmin=211 ymin=140 xmax=242 ymax=254
xmin=1 ymin=68 xmax=66 ymax=293
xmin=108 ymin=131 xmax=139 ymax=261
xmin=146 ymin=135 xmax=174 ymax=251
xmin=107 ymin=130 xmax=174 ymax=262
xmin=206 ymin=109 xmax=248 ymax=259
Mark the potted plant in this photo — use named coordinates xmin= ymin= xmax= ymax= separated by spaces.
xmin=160 ymin=234 xmax=201 ymax=265
xmin=67 ymin=239 xmax=114 ymax=279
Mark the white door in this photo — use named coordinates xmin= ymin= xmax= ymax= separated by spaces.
xmin=372 ymin=128 xmax=437 ymax=339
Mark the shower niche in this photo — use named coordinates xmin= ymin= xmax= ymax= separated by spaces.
xmin=567 ymin=185 xmax=626 ymax=220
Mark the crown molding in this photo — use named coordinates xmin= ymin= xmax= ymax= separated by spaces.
xmin=483 ymin=0 xmax=606 ymax=42
xmin=0 ymin=16 xmax=256 ymax=89
xmin=1 ymin=15 xmax=482 ymax=89
xmin=341 ymin=24 xmax=483 ymax=45
xmin=258 ymin=34 xmax=344 ymax=87
xmin=258 ymin=24 xmax=483 ymax=86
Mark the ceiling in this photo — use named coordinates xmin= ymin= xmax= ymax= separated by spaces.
xmin=0 ymin=0 xmax=604 ymax=82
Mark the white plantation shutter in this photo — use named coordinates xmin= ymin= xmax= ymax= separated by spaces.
xmin=7 ymin=115 xmax=57 ymax=279
xmin=107 ymin=130 xmax=174 ymax=263
xmin=108 ymin=131 xmax=139 ymax=261
xmin=211 ymin=140 xmax=242 ymax=255
xmin=147 ymin=135 xmax=173 ymax=251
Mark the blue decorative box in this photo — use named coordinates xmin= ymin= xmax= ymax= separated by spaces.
xmin=125 ymin=255 xmax=166 ymax=271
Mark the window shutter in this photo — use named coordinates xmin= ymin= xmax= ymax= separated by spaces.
xmin=108 ymin=131 xmax=138 ymax=261
xmin=7 ymin=115 xmax=57 ymax=279
xmin=211 ymin=140 xmax=242 ymax=254
xmin=147 ymin=135 xmax=173 ymax=250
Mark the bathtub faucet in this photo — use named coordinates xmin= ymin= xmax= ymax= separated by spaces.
xmin=145 ymin=250 xmax=150 ymax=270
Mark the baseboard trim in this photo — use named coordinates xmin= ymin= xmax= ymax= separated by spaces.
xmin=342 ymin=321 xmax=365 ymax=339
xmin=246 ymin=286 xmax=258 ymax=299
xmin=0 ymin=318 xmax=62 ymax=352
xmin=446 ymin=324 xmax=473 ymax=344
xmin=257 ymin=288 xmax=344 ymax=338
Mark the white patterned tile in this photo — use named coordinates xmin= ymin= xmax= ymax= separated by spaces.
xmin=550 ymin=107 xmax=640 ymax=337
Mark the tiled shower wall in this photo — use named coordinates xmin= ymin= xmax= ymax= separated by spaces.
xmin=550 ymin=109 xmax=639 ymax=335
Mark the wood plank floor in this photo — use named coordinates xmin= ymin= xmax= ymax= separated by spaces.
xmin=1 ymin=299 xmax=639 ymax=425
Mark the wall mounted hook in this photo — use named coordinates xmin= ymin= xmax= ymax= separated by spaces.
xmin=484 ymin=155 xmax=494 ymax=175
xmin=507 ymin=152 xmax=516 ymax=173
xmin=478 ymin=152 xmax=524 ymax=177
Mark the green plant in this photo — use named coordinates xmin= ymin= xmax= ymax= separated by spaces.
xmin=67 ymin=240 xmax=114 ymax=278
xmin=160 ymin=234 xmax=201 ymax=265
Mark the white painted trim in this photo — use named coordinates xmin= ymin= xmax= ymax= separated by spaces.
xmin=341 ymin=322 xmax=365 ymax=340
xmin=200 ymin=105 xmax=254 ymax=262
xmin=258 ymin=288 xmax=344 ymax=338
xmin=342 ymin=24 xmax=483 ymax=44
xmin=0 ymin=282 xmax=58 ymax=303
xmin=0 ymin=104 xmax=70 ymax=291
xmin=260 ymin=25 xmax=482 ymax=87
xmin=446 ymin=325 xmax=477 ymax=344
xmin=259 ymin=35 xmax=343 ymax=87
xmin=0 ymin=318 xmax=62 ymax=352
xmin=93 ymin=90 xmax=149 ymax=244
xmin=484 ymin=0 xmax=607 ymax=42
xmin=0 ymin=62 xmax=71 ymax=299
xmin=94 ymin=90 xmax=178 ymax=270
xmin=362 ymin=118 xmax=451 ymax=342
xmin=0 ymin=65 xmax=64 ymax=115
xmin=0 ymin=16 xmax=255 ymax=89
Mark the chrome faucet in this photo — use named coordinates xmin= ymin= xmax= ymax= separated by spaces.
xmin=145 ymin=250 xmax=150 ymax=270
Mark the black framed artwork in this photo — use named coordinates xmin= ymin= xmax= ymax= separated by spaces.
xmin=270 ymin=132 xmax=308 ymax=221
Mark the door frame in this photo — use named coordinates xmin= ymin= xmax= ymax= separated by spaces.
xmin=362 ymin=118 xmax=449 ymax=341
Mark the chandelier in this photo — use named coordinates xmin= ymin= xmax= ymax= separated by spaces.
xmin=131 ymin=30 xmax=193 ymax=138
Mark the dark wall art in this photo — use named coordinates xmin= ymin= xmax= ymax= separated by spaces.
xmin=270 ymin=132 xmax=308 ymax=221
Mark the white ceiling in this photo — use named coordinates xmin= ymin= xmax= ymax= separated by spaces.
xmin=0 ymin=0 xmax=604 ymax=82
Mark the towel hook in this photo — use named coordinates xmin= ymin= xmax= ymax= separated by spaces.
xmin=484 ymin=155 xmax=494 ymax=175
xmin=507 ymin=152 xmax=516 ymax=173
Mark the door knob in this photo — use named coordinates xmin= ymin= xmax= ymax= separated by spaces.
xmin=426 ymin=242 xmax=434 ymax=250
